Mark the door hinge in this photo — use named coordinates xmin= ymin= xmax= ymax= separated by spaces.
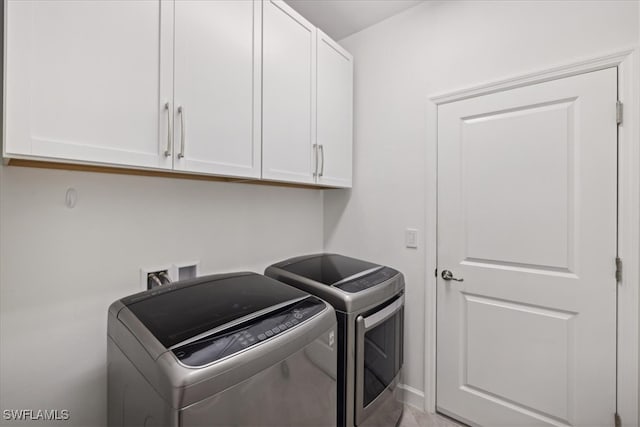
xmin=616 ymin=257 xmax=622 ymax=283
xmin=617 ymin=100 xmax=623 ymax=125
xmin=615 ymin=412 xmax=621 ymax=427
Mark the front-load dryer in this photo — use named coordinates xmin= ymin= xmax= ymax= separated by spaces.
xmin=266 ymin=254 xmax=405 ymax=427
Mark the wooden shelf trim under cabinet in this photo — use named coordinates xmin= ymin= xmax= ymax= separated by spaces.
xmin=7 ymin=159 xmax=339 ymax=190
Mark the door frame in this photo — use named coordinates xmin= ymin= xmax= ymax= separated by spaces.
xmin=424 ymin=47 xmax=640 ymax=425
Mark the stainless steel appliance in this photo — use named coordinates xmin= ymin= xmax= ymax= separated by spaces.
xmin=265 ymin=254 xmax=404 ymax=427
xmin=107 ymin=272 xmax=337 ymax=427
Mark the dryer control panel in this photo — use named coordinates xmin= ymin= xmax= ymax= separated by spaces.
xmin=334 ymin=267 xmax=399 ymax=293
xmin=172 ymin=297 xmax=326 ymax=367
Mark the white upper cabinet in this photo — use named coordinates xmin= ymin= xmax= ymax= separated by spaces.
xmin=4 ymin=0 xmax=172 ymax=170
xmin=316 ymin=30 xmax=354 ymax=188
xmin=4 ymin=0 xmax=352 ymax=187
xmin=262 ymin=0 xmax=316 ymax=184
xmin=172 ymin=0 xmax=261 ymax=178
xmin=262 ymin=3 xmax=353 ymax=188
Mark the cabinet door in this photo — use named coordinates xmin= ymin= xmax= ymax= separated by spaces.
xmin=262 ymin=0 xmax=316 ymax=184
xmin=316 ymin=30 xmax=353 ymax=188
xmin=4 ymin=0 xmax=173 ymax=169
xmin=173 ymin=0 xmax=261 ymax=178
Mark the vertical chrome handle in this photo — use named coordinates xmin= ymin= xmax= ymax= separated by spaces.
xmin=163 ymin=102 xmax=172 ymax=157
xmin=177 ymin=105 xmax=185 ymax=159
xmin=319 ymin=144 xmax=325 ymax=177
xmin=313 ymin=144 xmax=319 ymax=177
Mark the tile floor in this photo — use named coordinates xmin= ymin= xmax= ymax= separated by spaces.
xmin=398 ymin=405 xmax=465 ymax=427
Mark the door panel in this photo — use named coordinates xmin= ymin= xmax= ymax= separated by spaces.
xmin=437 ymin=68 xmax=617 ymax=426
xmin=173 ymin=0 xmax=260 ymax=178
xmin=464 ymin=294 xmax=574 ymax=421
xmin=463 ymin=100 xmax=573 ymax=270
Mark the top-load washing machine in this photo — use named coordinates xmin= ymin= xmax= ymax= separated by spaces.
xmin=107 ymin=271 xmax=337 ymax=427
xmin=265 ymin=254 xmax=405 ymax=427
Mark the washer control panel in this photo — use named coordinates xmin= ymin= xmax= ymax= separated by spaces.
xmin=173 ymin=297 xmax=325 ymax=367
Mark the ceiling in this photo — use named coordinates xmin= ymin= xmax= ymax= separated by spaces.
xmin=285 ymin=0 xmax=424 ymax=41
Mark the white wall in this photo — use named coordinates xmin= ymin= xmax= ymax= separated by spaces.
xmin=2 ymin=1 xmax=639 ymax=425
xmin=0 ymin=165 xmax=323 ymax=426
xmin=325 ymin=0 xmax=639 ymax=406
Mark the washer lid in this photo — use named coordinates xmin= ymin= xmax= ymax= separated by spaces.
xmin=278 ymin=254 xmax=381 ymax=286
xmin=121 ymin=272 xmax=308 ymax=348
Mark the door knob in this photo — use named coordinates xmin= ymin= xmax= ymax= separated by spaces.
xmin=441 ymin=270 xmax=464 ymax=282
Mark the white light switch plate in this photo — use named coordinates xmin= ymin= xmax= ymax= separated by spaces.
xmin=405 ymin=228 xmax=418 ymax=248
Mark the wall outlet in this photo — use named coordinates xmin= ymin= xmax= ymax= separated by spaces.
xmin=405 ymin=228 xmax=418 ymax=249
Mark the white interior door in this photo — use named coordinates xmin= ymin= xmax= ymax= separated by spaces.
xmin=173 ymin=0 xmax=260 ymax=178
xmin=436 ymin=67 xmax=618 ymax=426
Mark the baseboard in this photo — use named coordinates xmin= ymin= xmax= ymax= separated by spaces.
xmin=399 ymin=384 xmax=425 ymax=412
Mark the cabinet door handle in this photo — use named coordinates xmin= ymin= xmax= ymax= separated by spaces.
xmin=313 ymin=144 xmax=319 ymax=177
xmin=319 ymin=144 xmax=325 ymax=177
xmin=163 ymin=102 xmax=172 ymax=157
xmin=177 ymin=105 xmax=185 ymax=159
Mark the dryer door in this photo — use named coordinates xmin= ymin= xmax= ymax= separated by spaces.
xmin=355 ymin=295 xmax=404 ymax=425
